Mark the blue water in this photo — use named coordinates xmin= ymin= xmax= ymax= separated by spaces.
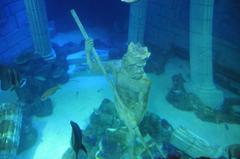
xmin=0 ymin=0 xmax=240 ymax=159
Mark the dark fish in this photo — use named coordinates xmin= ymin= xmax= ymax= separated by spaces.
xmin=224 ymin=123 xmax=229 ymax=130
xmin=0 ymin=66 xmax=11 ymax=90
xmin=166 ymin=150 xmax=181 ymax=159
xmin=228 ymin=148 xmax=232 ymax=159
xmin=0 ymin=65 xmax=26 ymax=91
xmin=70 ymin=121 xmax=87 ymax=159
xmin=228 ymin=144 xmax=240 ymax=159
xmin=161 ymin=119 xmax=170 ymax=128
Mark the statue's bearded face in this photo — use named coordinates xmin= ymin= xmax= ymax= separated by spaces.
xmin=124 ymin=57 xmax=148 ymax=80
xmin=121 ymin=42 xmax=151 ymax=80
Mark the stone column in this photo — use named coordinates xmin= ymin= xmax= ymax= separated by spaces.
xmin=24 ymin=0 xmax=55 ymax=60
xmin=189 ymin=0 xmax=223 ymax=109
xmin=128 ymin=0 xmax=147 ymax=44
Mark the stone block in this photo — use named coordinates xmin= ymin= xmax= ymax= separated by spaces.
xmin=1 ymin=55 xmax=14 ymax=64
xmin=146 ymin=27 xmax=175 ymax=48
xmin=0 ymin=47 xmax=18 ymax=64
xmin=153 ymin=0 xmax=171 ymax=7
xmin=147 ymin=4 xmax=161 ymax=16
xmin=0 ymin=41 xmax=32 ymax=64
xmin=15 ymin=10 xmax=28 ymax=27
xmin=0 ymin=5 xmax=10 ymax=18
xmin=0 ymin=0 xmax=13 ymax=7
xmin=19 ymin=36 xmax=33 ymax=51
xmin=174 ymin=17 xmax=189 ymax=30
xmin=0 ymin=6 xmax=11 ymax=34
xmin=173 ymin=30 xmax=189 ymax=49
xmin=179 ymin=5 xmax=189 ymax=20
xmin=0 ymin=15 xmax=18 ymax=36
xmin=5 ymin=28 xmax=28 ymax=47
xmin=9 ymin=0 xmax=25 ymax=14
xmin=0 ymin=37 xmax=9 ymax=53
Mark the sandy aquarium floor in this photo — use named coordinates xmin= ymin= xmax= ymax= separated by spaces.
xmin=5 ymin=57 xmax=237 ymax=159
xmin=15 ymin=75 xmax=113 ymax=159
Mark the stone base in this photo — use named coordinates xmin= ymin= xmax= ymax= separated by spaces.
xmin=188 ymin=84 xmax=224 ymax=110
xmin=42 ymin=48 xmax=56 ymax=61
xmin=17 ymin=125 xmax=38 ymax=154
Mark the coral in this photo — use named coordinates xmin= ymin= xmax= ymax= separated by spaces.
xmin=140 ymin=112 xmax=173 ymax=144
xmin=0 ymin=103 xmax=22 ymax=158
xmin=74 ymin=99 xmax=176 ymax=159
xmin=17 ymin=125 xmax=38 ymax=154
xmin=166 ymin=74 xmax=193 ymax=111
xmin=33 ymin=99 xmax=53 ymax=117
xmin=167 ymin=74 xmax=240 ymax=124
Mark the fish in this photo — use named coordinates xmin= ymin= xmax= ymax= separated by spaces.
xmin=70 ymin=121 xmax=87 ymax=159
xmin=107 ymin=128 xmax=117 ymax=132
xmin=97 ymin=88 xmax=103 ymax=93
xmin=40 ymin=84 xmax=61 ymax=101
xmin=161 ymin=118 xmax=170 ymax=128
xmin=228 ymin=144 xmax=240 ymax=159
xmin=228 ymin=148 xmax=232 ymax=159
xmin=34 ymin=76 xmax=47 ymax=81
xmin=0 ymin=65 xmax=26 ymax=91
xmin=224 ymin=123 xmax=229 ymax=130
xmin=121 ymin=0 xmax=140 ymax=3
xmin=167 ymin=152 xmax=181 ymax=159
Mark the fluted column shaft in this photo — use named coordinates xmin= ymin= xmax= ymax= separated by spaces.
xmin=24 ymin=0 xmax=54 ymax=59
xmin=190 ymin=0 xmax=223 ymax=109
xmin=128 ymin=0 xmax=147 ymax=44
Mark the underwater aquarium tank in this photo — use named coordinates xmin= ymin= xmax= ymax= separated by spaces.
xmin=0 ymin=0 xmax=240 ymax=158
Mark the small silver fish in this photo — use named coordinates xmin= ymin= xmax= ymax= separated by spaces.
xmin=121 ymin=0 xmax=139 ymax=3
xmin=34 ymin=76 xmax=47 ymax=81
xmin=107 ymin=128 xmax=117 ymax=132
